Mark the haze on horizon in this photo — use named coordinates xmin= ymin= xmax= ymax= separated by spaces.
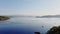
xmin=0 ymin=0 xmax=60 ymax=16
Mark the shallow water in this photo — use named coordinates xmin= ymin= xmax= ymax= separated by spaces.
xmin=0 ymin=17 xmax=60 ymax=34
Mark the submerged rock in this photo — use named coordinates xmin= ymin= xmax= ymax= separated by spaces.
xmin=34 ymin=32 xmax=41 ymax=34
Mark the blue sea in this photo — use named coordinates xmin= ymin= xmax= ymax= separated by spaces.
xmin=0 ymin=17 xmax=60 ymax=34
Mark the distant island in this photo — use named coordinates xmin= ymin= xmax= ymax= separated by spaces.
xmin=0 ymin=16 xmax=9 ymax=21
xmin=36 ymin=15 xmax=60 ymax=18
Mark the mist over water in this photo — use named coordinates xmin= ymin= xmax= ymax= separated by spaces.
xmin=0 ymin=17 xmax=60 ymax=34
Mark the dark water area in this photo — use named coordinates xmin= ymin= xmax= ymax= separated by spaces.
xmin=0 ymin=17 xmax=60 ymax=34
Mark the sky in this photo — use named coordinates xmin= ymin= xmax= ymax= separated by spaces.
xmin=0 ymin=0 xmax=60 ymax=16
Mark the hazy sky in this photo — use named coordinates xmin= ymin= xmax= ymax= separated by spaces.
xmin=0 ymin=0 xmax=60 ymax=16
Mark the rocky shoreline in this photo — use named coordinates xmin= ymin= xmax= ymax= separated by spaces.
xmin=0 ymin=16 xmax=9 ymax=21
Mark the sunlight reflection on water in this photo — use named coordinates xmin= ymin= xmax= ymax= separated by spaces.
xmin=0 ymin=17 xmax=60 ymax=34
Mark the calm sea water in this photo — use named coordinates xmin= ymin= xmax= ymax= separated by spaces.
xmin=0 ymin=17 xmax=60 ymax=34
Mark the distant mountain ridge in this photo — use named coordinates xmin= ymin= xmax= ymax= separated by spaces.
xmin=36 ymin=15 xmax=60 ymax=18
xmin=2 ymin=15 xmax=60 ymax=18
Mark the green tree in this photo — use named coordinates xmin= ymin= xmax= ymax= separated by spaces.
xmin=46 ymin=26 xmax=60 ymax=34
